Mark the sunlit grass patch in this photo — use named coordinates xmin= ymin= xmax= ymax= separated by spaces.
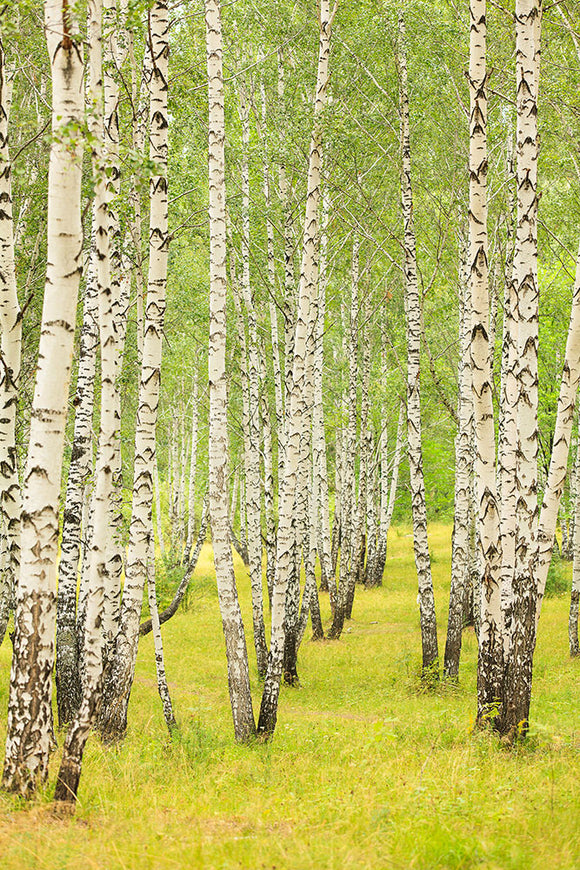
xmin=0 ymin=525 xmax=578 ymax=868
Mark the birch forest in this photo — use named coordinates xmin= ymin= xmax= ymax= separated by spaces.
xmin=0 ymin=0 xmax=580 ymax=866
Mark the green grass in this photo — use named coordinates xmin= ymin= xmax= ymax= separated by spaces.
xmin=0 ymin=523 xmax=579 ymax=869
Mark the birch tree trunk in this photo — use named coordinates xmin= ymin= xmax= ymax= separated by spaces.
xmin=258 ymin=0 xmax=335 ymax=738
xmin=328 ymin=240 xmax=358 ymax=639
xmin=0 ymin=46 xmax=21 ymax=646
xmin=185 ymin=373 xmax=199 ymax=557
xmin=501 ymin=0 xmax=542 ymax=738
xmin=259 ymin=62 xmax=285 ymax=488
xmin=153 ymin=456 xmax=166 ymax=558
xmin=397 ymin=12 xmax=438 ymax=676
xmin=204 ymin=0 xmax=255 ymax=743
xmin=3 ymin=0 xmax=84 ymax=796
xmin=99 ymin=0 xmax=170 ymax=743
xmin=312 ymin=182 xmax=335 ymax=608
xmin=55 ymin=194 xmax=99 ymax=726
xmin=533 ymin=250 xmax=580 ymax=611
xmin=146 ymin=530 xmax=176 ymax=733
xmin=444 ymin=268 xmax=473 ymax=678
xmin=466 ymin=0 xmax=505 ymax=723
xmin=570 ymin=428 xmax=580 ymax=656
xmin=260 ymin=364 xmax=276 ymax=606
xmin=348 ymin=290 xmax=370 ymax=615
xmin=238 ymin=88 xmax=268 ymax=677
xmin=103 ymin=0 xmax=129 ymax=644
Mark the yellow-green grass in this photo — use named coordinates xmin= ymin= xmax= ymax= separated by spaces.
xmin=0 ymin=523 xmax=578 ymax=869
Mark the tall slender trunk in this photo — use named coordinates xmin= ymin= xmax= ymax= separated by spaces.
xmin=260 ymin=365 xmax=276 ymax=607
xmin=501 ymin=0 xmax=542 ymax=738
xmin=103 ymin=0 xmax=129 ymax=654
xmin=569 ymin=416 xmax=580 ymax=655
xmin=99 ymin=0 xmax=170 ymax=743
xmin=3 ymin=0 xmax=84 ymax=796
xmin=372 ymin=389 xmax=404 ymax=587
xmin=146 ymin=529 xmax=176 ymax=733
xmin=259 ymin=61 xmax=285 ymax=489
xmin=312 ymin=178 xmax=335 ymax=607
xmin=444 ymin=265 xmax=473 ymax=678
xmin=258 ymin=0 xmax=335 ymax=738
xmin=349 ymin=286 xmax=369 ymax=606
xmin=238 ymin=88 xmax=268 ymax=677
xmin=185 ymin=373 xmax=199 ymax=557
xmin=466 ymin=0 xmax=504 ymax=723
xmin=0 ymin=46 xmax=21 ymax=646
xmin=397 ymin=12 xmax=438 ymax=676
xmin=328 ymin=240 xmax=358 ymax=639
xmin=55 ymin=197 xmax=99 ymax=726
xmin=533 ymin=249 xmax=580 ymax=607
xmin=153 ymin=456 xmax=166 ymax=558
xmin=204 ymin=0 xmax=255 ymax=743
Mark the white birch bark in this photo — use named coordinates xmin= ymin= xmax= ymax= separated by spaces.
xmin=260 ymin=361 xmax=276 ymax=606
xmin=153 ymin=455 xmax=166 ymax=558
xmin=466 ymin=0 xmax=505 ymax=721
xmin=502 ymin=0 xmax=542 ymax=736
xmin=238 ymin=87 xmax=268 ymax=677
xmin=258 ymin=0 xmax=335 ymax=737
xmin=347 ymin=286 xmax=369 ymax=617
xmin=397 ymin=12 xmax=438 ymax=675
xmin=373 ymin=351 xmax=404 ymax=586
xmin=444 ymin=265 xmax=473 ymax=678
xmin=3 ymin=0 xmax=84 ymax=796
xmin=99 ymin=0 xmax=170 ymax=743
xmin=364 ymin=433 xmax=378 ymax=587
xmin=259 ymin=62 xmax=285 ymax=483
xmin=102 ymin=0 xmax=128 ymax=639
xmin=570 ymin=429 xmax=580 ymax=656
xmin=146 ymin=530 xmax=176 ymax=733
xmin=0 ymin=46 xmax=21 ymax=645
xmin=312 ymin=182 xmax=335 ymax=606
xmin=55 ymin=226 xmax=99 ymax=729
xmin=329 ymin=239 xmax=358 ymax=639
xmin=356 ymin=294 xmax=372 ymax=587
xmin=387 ymin=405 xmax=404 ymax=523
xmin=534 ymin=248 xmax=580 ymax=616
xmin=204 ymin=0 xmax=255 ymax=742
xmin=185 ymin=373 xmax=199 ymax=556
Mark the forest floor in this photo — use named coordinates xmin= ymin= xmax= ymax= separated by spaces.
xmin=0 ymin=523 xmax=579 ymax=869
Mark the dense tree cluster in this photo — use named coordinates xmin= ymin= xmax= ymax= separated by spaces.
xmin=0 ymin=0 xmax=578 ymax=808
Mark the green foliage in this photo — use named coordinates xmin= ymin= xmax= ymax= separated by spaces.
xmin=545 ymin=553 xmax=571 ymax=599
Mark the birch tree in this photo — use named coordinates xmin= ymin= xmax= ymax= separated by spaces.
xmin=397 ymin=12 xmax=438 ymax=676
xmin=444 ymin=266 xmax=474 ymax=678
xmin=99 ymin=0 xmax=170 ymax=743
xmin=0 ymin=41 xmax=21 ymax=646
xmin=258 ymin=0 xmax=336 ymax=738
xmin=500 ymin=0 xmax=542 ymax=737
xmin=3 ymin=0 xmax=84 ymax=795
xmin=205 ymin=0 xmax=255 ymax=743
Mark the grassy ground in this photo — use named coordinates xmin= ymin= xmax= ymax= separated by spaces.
xmin=0 ymin=523 xmax=578 ymax=869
